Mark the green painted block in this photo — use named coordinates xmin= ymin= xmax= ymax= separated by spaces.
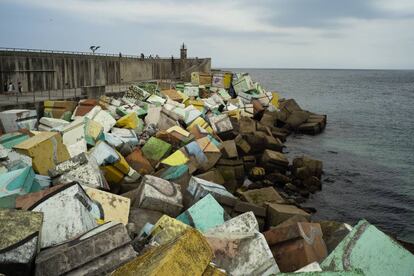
xmin=141 ymin=137 xmax=172 ymax=162
xmin=176 ymin=194 xmax=226 ymax=232
xmin=0 ymin=166 xmax=35 ymax=208
xmin=0 ymin=132 xmax=30 ymax=149
xmin=321 ymin=220 xmax=414 ymax=276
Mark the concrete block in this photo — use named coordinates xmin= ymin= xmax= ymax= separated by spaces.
xmin=72 ymin=99 xmax=98 ymax=118
xmin=184 ymin=85 xmax=199 ymax=97
xmin=128 ymin=208 xmax=163 ymax=235
xmin=38 ymin=117 xmax=69 ymax=131
xmin=35 ymin=222 xmax=136 ymax=276
xmin=15 ymin=184 xmax=65 ymax=210
xmin=264 ymin=222 xmax=328 ymax=272
xmin=195 ymin=169 xmax=225 ymax=185
xmin=205 ymin=212 xmax=280 ymax=275
xmin=111 ymin=127 xmax=139 ymax=147
xmin=141 ymin=137 xmax=172 ymax=165
xmin=43 ymin=100 xmax=77 ymax=121
xmin=49 ymin=152 xmax=107 ymax=189
xmin=135 ymin=175 xmax=183 ymax=217
xmin=209 ymin=114 xmax=233 ymax=135
xmin=321 ymin=220 xmax=414 ymax=276
xmin=186 ymin=176 xmax=237 ymax=206
xmin=242 ymin=187 xmax=286 ymax=207
xmin=177 ymin=194 xmax=226 ymax=232
xmin=261 ymin=149 xmax=289 ymax=173
xmin=0 ymin=109 xmax=37 ymax=133
xmin=28 ymin=183 xmax=102 ymax=248
xmin=83 ymin=186 xmax=130 ymax=225
xmin=116 ymin=112 xmax=139 ymax=129
xmin=84 ymin=117 xmax=104 ymax=146
xmin=0 ymin=166 xmax=35 ymax=208
xmin=212 ymin=72 xmax=232 ymax=89
xmin=318 ymin=220 xmax=352 ymax=254
xmin=215 ymin=158 xmax=244 ymax=193
xmin=149 ymin=215 xmax=190 ymax=245
xmin=113 ymin=228 xmax=213 ymax=276
xmin=267 ymin=203 xmax=311 ymax=227
xmin=0 ymin=209 xmax=42 ymax=275
xmin=191 ymin=72 xmax=212 ymax=86
xmin=161 ymin=89 xmax=184 ymax=103
xmin=125 ymin=148 xmax=154 ymax=175
xmin=13 ymin=131 xmax=70 ymax=175
xmin=222 ymin=140 xmax=238 ymax=159
xmin=0 ymin=132 xmax=30 ymax=149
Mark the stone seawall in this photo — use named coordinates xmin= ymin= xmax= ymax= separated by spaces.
xmin=0 ymin=50 xmax=211 ymax=92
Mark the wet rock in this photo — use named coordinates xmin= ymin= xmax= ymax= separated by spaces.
xmin=285 ymin=183 xmax=300 ymax=193
xmin=264 ymin=172 xmax=291 ymax=186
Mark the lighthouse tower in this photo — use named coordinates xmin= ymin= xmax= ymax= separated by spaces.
xmin=180 ymin=43 xmax=187 ymax=59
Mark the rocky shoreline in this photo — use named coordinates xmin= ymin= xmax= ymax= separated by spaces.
xmin=0 ymin=71 xmax=413 ymax=275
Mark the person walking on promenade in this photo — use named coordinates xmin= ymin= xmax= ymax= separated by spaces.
xmin=18 ymin=81 xmax=23 ymax=95
xmin=8 ymin=82 xmax=14 ymax=94
xmin=3 ymin=82 xmax=7 ymax=93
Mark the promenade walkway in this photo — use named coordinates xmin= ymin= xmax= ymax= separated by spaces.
xmin=0 ymin=84 xmax=130 ymax=107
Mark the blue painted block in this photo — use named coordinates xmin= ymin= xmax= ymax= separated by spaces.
xmin=177 ymin=194 xmax=226 ymax=232
xmin=185 ymin=141 xmax=208 ymax=167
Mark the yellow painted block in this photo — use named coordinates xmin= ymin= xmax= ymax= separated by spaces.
xmin=271 ymin=92 xmax=280 ymax=109
xmin=101 ymin=165 xmax=124 ymax=184
xmin=116 ymin=112 xmax=138 ymax=129
xmin=113 ymin=228 xmax=213 ymax=276
xmin=223 ymin=73 xmax=232 ymax=89
xmin=150 ymin=215 xmax=190 ymax=245
xmin=166 ymin=126 xmax=190 ymax=137
xmin=83 ymin=186 xmax=130 ymax=225
xmin=202 ymin=264 xmax=227 ymax=276
xmin=177 ymin=90 xmax=190 ymax=105
xmin=86 ymin=119 xmax=103 ymax=140
xmin=187 ymin=117 xmax=213 ymax=134
xmin=100 ymin=151 xmax=130 ymax=184
xmin=113 ymin=152 xmax=130 ymax=174
xmin=225 ymin=109 xmax=240 ymax=120
xmin=14 ymin=131 xmax=70 ymax=175
xmin=187 ymin=100 xmax=205 ymax=111
xmin=161 ymin=150 xmax=189 ymax=167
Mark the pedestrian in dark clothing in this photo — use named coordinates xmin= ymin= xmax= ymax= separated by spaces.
xmin=18 ymin=82 xmax=23 ymax=95
xmin=3 ymin=82 xmax=7 ymax=93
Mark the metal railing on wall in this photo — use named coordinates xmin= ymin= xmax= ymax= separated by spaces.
xmin=0 ymin=47 xmax=203 ymax=60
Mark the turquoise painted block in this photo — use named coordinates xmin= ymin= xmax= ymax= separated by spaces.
xmin=0 ymin=166 xmax=35 ymax=208
xmin=30 ymin=174 xmax=51 ymax=192
xmin=176 ymin=194 xmax=226 ymax=232
xmin=321 ymin=219 xmax=414 ymax=276
xmin=0 ymin=132 xmax=30 ymax=149
xmin=159 ymin=164 xmax=188 ymax=181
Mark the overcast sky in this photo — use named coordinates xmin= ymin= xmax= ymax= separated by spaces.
xmin=1 ymin=0 xmax=414 ymax=69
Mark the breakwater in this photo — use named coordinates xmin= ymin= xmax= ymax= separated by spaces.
xmin=0 ymin=48 xmax=211 ymax=92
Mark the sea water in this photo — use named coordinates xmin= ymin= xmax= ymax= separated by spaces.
xmin=229 ymin=68 xmax=414 ymax=242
